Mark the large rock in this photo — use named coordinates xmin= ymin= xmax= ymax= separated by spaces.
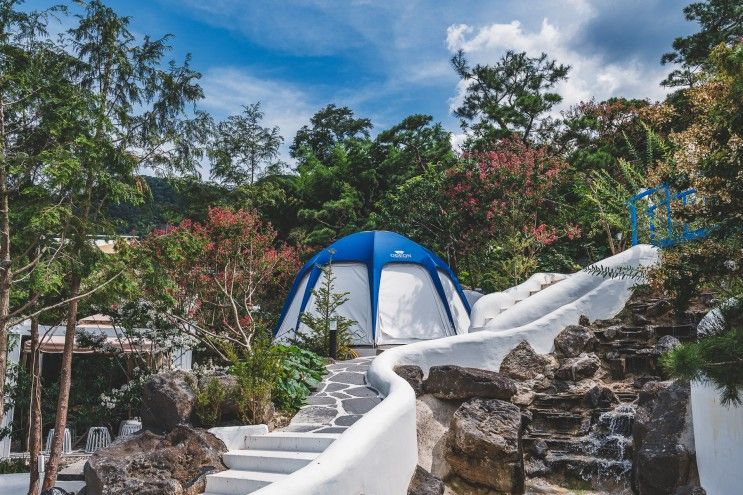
xmin=554 ymin=353 xmax=601 ymax=381
xmin=445 ymin=398 xmax=524 ymax=493
xmin=633 ymin=380 xmax=697 ymax=495
xmin=424 ymin=365 xmax=516 ymax=401
xmin=499 ymin=341 xmax=554 ymax=381
xmin=84 ymin=425 xmax=226 ymax=495
xmin=407 ymin=465 xmax=445 ymax=495
xmin=553 ymin=325 xmax=597 ymax=357
xmin=395 ymin=365 xmax=424 ymax=396
xmin=142 ymin=370 xmax=197 ymax=431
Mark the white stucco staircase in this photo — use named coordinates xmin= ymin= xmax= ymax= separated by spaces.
xmin=203 ymin=431 xmax=340 ymax=495
xmin=469 ymin=272 xmax=568 ymax=330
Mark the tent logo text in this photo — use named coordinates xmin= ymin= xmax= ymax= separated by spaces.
xmin=391 ymin=250 xmax=412 ymax=259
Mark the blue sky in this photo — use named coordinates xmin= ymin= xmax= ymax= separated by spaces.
xmin=27 ymin=0 xmax=696 ymax=156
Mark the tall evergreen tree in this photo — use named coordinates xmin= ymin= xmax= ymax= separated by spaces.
xmin=209 ymin=102 xmax=283 ymax=186
xmin=451 ymin=49 xmax=569 ymax=148
xmin=662 ymin=0 xmax=743 ymax=87
xmin=41 ymin=1 xmax=205 ymax=488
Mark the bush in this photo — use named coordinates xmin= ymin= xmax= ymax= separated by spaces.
xmin=194 ymin=377 xmax=229 ymax=427
xmin=273 ymin=345 xmax=327 ymax=412
xmin=229 ymin=336 xmax=282 ymax=425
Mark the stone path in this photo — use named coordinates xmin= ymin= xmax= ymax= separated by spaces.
xmin=282 ymin=356 xmax=381 ymax=434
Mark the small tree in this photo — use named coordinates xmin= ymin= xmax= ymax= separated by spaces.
xmin=294 ymin=257 xmax=357 ymax=359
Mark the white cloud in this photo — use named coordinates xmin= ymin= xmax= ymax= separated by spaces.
xmin=201 ymin=67 xmax=316 ymax=163
xmin=445 ymin=14 xmax=671 ymax=120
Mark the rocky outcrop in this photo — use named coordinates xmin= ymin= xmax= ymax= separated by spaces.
xmin=445 ymin=398 xmax=524 ymax=494
xmin=499 ymin=341 xmax=555 ymax=380
xmin=633 ymin=380 xmax=697 ymax=495
xmin=554 ymin=353 xmax=601 ymax=381
xmin=407 ymin=465 xmax=445 ymax=495
xmin=84 ymin=425 xmax=226 ymax=495
xmin=395 ymin=365 xmax=424 ymax=396
xmin=141 ymin=371 xmax=197 ymax=432
xmin=553 ymin=325 xmax=596 ymax=357
xmin=424 ymin=365 xmax=516 ymax=401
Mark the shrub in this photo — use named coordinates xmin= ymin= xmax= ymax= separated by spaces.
xmin=273 ymin=345 xmax=327 ymax=412
xmin=194 ymin=377 xmax=228 ymax=427
xmin=228 ymin=334 xmax=282 ymax=425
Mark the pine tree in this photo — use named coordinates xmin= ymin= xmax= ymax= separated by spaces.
xmin=294 ymin=255 xmax=357 ymax=359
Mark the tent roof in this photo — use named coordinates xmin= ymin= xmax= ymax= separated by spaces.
xmin=275 ymin=230 xmax=470 ymax=341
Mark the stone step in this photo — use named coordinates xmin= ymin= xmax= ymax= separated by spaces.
xmin=524 ymin=434 xmax=633 ymax=460
xmin=652 ymin=324 xmax=696 ymax=341
xmin=606 ymin=354 xmax=658 ymax=379
xmin=529 ymin=409 xmax=591 ymax=437
xmin=223 ymin=449 xmax=318 ymax=473
xmin=245 ymin=432 xmax=340 ymax=453
xmin=532 ymin=392 xmax=586 ymax=411
xmin=204 ymin=469 xmax=287 ymax=495
xmin=542 ymin=453 xmax=632 ymax=486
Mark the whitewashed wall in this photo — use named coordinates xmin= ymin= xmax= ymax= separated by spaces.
xmin=253 ymin=245 xmax=658 ymax=495
xmin=690 ymin=304 xmax=743 ymax=495
xmin=690 ymin=382 xmax=743 ymax=495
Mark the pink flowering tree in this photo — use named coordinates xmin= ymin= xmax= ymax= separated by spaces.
xmin=135 ymin=207 xmax=301 ymax=360
xmin=445 ymin=138 xmax=580 ymax=288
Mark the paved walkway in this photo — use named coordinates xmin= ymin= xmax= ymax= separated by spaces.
xmin=282 ymin=356 xmax=381 ymax=434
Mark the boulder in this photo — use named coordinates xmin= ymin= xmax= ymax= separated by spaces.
xmin=407 ymin=465 xmax=445 ymax=495
xmin=578 ymin=314 xmax=591 ymax=326
xmin=655 ymin=335 xmax=682 ymax=354
xmin=646 ymin=299 xmax=673 ymax=317
xmin=415 ymin=394 xmax=460 ymax=479
xmin=674 ymin=486 xmax=706 ymax=495
xmin=142 ymin=370 xmax=197 ymax=431
xmin=499 ymin=341 xmax=554 ymax=381
xmin=554 ymin=353 xmax=601 ymax=381
xmin=553 ymin=325 xmax=597 ymax=357
xmin=633 ymin=380 xmax=697 ymax=495
xmin=84 ymin=425 xmax=226 ymax=495
xmin=424 ymin=365 xmax=516 ymax=401
xmin=445 ymin=398 xmax=524 ymax=493
xmin=583 ymin=384 xmax=619 ymax=409
xmin=395 ymin=365 xmax=425 ymax=396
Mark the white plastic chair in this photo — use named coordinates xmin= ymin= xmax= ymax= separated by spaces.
xmin=118 ymin=418 xmax=142 ymax=438
xmin=44 ymin=428 xmax=72 ymax=454
xmin=85 ymin=426 xmax=111 ymax=453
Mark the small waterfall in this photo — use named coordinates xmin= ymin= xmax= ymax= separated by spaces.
xmin=589 ymin=403 xmax=636 ymax=481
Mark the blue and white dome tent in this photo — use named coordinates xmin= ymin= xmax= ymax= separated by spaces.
xmin=274 ymin=231 xmax=471 ymax=346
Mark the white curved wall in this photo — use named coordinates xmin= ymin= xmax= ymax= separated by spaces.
xmin=690 ymin=305 xmax=743 ymax=495
xmin=255 ymin=245 xmax=658 ymax=495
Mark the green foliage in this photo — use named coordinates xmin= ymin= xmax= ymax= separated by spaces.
xmin=228 ymin=333 xmax=282 ymax=425
xmin=661 ymin=0 xmax=743 ymax=86
xmin=661 ymin=301 xmax=743 ymax=405
xmin=0 ymin=458 xmax=27 ymax=474
xmin=272 ymin=345 xmax=327 ymax=412
xmin=194 ymin=377 xmax=228 ymax=428
xmin=209 ymin=103 xmax=284 ymax=186
xmin=451 ymin=49 xmax=570 ymax=147
xmin=294 ymin=258 xmax=358 ymax=359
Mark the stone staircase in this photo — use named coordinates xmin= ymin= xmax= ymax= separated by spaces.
xmin=203 ymin=432 xmax=339 ymax=495
xmin=523 ymin=298 xmax=699 ymax=491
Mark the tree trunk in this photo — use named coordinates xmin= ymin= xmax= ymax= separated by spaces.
xmin=41 ymin=276 xmax=81 ymax=491
xmin=0 ymin=98 xmax=12 ymax=432
xmin=27 ymin=317 xmax=42 ymax=495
